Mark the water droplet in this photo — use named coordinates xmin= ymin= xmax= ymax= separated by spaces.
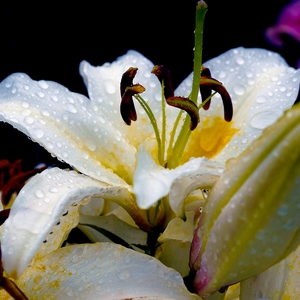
xmin=233 ymin=84 xmax=245 ymax=95
xmin=36 ymin=91 xmax=45 ymax=98
xmin=51 ymin=95 xmax=58 ymax=102
xmin=32 ymin=128 xmax=44 ymax=139
xmin=5 ymin=81 xmax=12 ymax=88
xmin=263 ymin=248 xmax=274 ymax=257
xmin=218 ymin=71 xmax=227 ymax=79
xmin=38 ymin=80 xmax=49 ymax=89
xmin=22 ymin=102 xmax=30 ymax=108
xmin=35 ymin=189 xmax=45 ymax=198
xmin=224 ymin=178 xmax=230 ymax=185
xmin=82 ymin=152 xmax=89 ymax=159
xmin=236 ymin=56 xmax=245 ymax=65
xmin=98 ymin=115 xmax=106 ymax=124
xmin=250 ymin=111 xmax=279 ymax=129
xmin=41 ymin=109 xmax=50 ymax=116
xmin=11 ymin=87 xmax=17 ymax=94
xmin=21 ymin=109 xmax=31 ymax=116
xmin=277 ymin=205 xmax=289 ymax=217
xmin=256 ymin=96 xmax=268 ymax=103
xmin=24 ymin=116 xmax=34 ymax=124
xmin=104 ymin=79 xmax=116 ymax=94
xmin=118 ymin=271 xmax=130 ymax=280
xmin=279 ymin=86 xmax=286 ymax=92
xmin=86 ymin=140 xmax=96 ymax=151
xmin=49 ymin=187 xmax=59 ymax=193
xmin=65 ymin=104 xmax=77 ymax=114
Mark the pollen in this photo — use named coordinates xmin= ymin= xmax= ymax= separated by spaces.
xmin=181 ymin=116 xmax=239 ymax=162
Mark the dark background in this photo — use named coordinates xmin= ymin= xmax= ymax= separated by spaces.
xmin=0 ymin=0 xmax=298 ymax=170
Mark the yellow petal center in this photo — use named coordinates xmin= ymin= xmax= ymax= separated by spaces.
xmin=181 ymin=116 xmax=239 ymax=163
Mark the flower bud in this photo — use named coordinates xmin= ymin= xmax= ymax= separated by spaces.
xmin=191 ymin=103 xmax=300 ymax=297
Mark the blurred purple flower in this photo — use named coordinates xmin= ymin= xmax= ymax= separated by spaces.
xmin=265 ymin=0 xmax=300 ymax=68
xmin=266 ymin=0 xmax=300 ymax=46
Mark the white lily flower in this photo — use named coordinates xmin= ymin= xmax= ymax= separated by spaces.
xmin=0 ymin=46 xmax=298 ymax=283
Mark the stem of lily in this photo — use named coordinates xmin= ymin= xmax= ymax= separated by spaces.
xmin=167 ymin=1 xmax=208 ymax=169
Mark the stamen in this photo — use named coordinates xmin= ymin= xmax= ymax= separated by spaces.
xmin=200 ymin=67 xmax=212 ymax=110
xmin=200 ymin=76 xmax=233 ymax=122
xmin=120 ymin=84 xmax=145 ymax=125
xmin=120 ymin=67 xmax=146 ymax=125
xmin=166 ymin=96 xmax=200 ymax=130
xmin=151 ymin=65 xmax=174 ymax=99
xmin=120 ymin=67 xmax=138 ymax=96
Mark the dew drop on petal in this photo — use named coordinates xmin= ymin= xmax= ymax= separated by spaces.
xmin=49 ymin=187 xmax=59 ymax=193
xmin=24 ymin=116 xmax=34 ymax=124
xmin=233 ymin=84 xmax=245 ymax=95
xmin=35 ymin=189 xmax=45 ymax=198
xmin=104 ymin=79 xmax=117 ymax=94
xmin=249 ymin=111 xmax=279 ymax=129
xmin=37 ymin=80 xmax=49 ymax=89
xmin=235 ymin=56 xmax=245 ymax=65
xmin=256 ymin=96 xmax=268 ymax=103
xmin=51 ymin=95 xmax=58 ymax=102
xmin=32 ymin=128 xmax=44 ymax=139
xmin=36 ymin=91 xmax=45 ymax=98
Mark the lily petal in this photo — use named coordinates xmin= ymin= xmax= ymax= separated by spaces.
xmin=80 ymin=50 xmax=179 ymax=147
xmin=1 ymin=167 xmax=147 ymax=279
xmin=0 ymin=73 xmax=135 ymax=185
xmin=1 ymin=243 xmax=201 ymax=300
xmin=240 ymin=243 xmax=300 ymax=299
xmin=192 ymin=102 xmax=300 ymax=297
xmin=177 ymin=47 xmax=300 ymax=164
xmin=134 ymin=147 xmax=223 ymax=212
xmin=78 ymin=213 xmax=148 ymax=246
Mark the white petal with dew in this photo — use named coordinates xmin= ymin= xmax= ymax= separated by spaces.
xmin=80 ymin=51 xmax=179 ymax=148
xmin=176 ymin=47 xmax=300 ymax=164
xmin=79 ymin=213 xmax=147 ymax=246
xmin=7 ymin=243 xmax=201 ymax=300
xmin=0 ymin=73 xmax=135 ymax=185
xmin=134 ymin=147 xmax=223 ymax=213
xmin=240 ymin=243 xmax=300 ymax=299
xmin=1 ymin=167 xmax=134 ymax=279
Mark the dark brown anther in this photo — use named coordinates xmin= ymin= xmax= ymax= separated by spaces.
xmin=200 ymin=76 xmax=233 ymax=122
xmin=120 ymin=84 xmax=145 ymax=125
xmin=200 ymin=66 xmax=212 ymax=110
xmin=120 ymin=67 xmax=138 ymax=97
xmin=151 ymin=65 xmax=174 ymax=99
xmin=120 ymin=67 xmax=146 ymax=125
xmin=166 ymin=96 xmax=200 ymax=130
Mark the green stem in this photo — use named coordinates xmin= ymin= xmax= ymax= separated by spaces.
xmin=167 ymin=2 xmax=208 ymax=169
xmin=161 ymin=79 xmax=166 ymax=165
xmin=191 ymin=0 xmax=207 ymax=104
xmin=166 ymin=110 xmax=183 ymax=164
xmin=134 ymin=94 xmax=163 ymax=165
